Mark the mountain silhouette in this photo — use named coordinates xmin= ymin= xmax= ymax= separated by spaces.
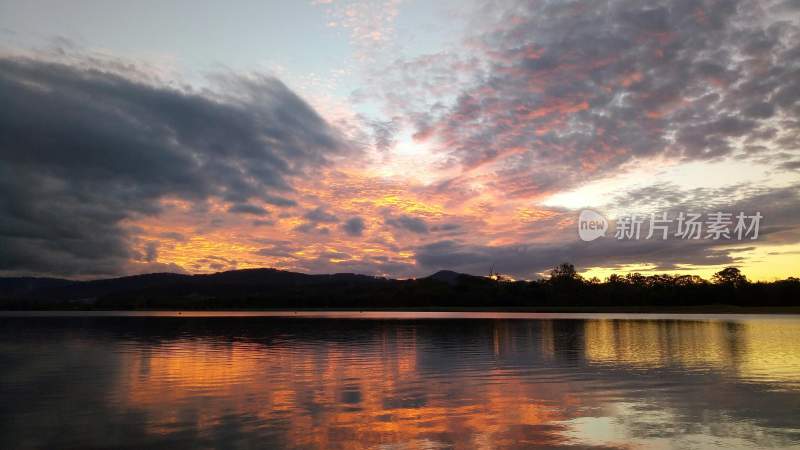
xmin=0 ymin=267 xmax=797 ymax=311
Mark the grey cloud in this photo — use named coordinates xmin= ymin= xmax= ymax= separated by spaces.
xmin=0 ymin=54 xmax=348 ymax=277
xmin=191 ymin=255 xmax=238 ymax=272
xmin=129 ymin=261 xmax=189 ymax=275
xmin=365 ymin=117 xmax=400 ymax=152
xmin=779 ymin=160 xmax=800 ymax=171
xmin=262 ymin=195 xmax=298 ymax=207
xmin=255 ymin=240 xmax=300 ymax=259
xmin=609 ymin=182 xmax=800 ymax=240
xmin=294 ymin=223 xmax=331 ymax=235
xmin=342 ymin=217 xmax=366 ymax=236
xmin=415 ymin=183 xmax=800 ymax=278
xmin=253 ymin=237 xmax=415 ymax=277
xmin=228 ymin=203 xmax=270 ymax=216
xmin=293 ymin=255 xmax=416 ymax=278
xmin=320 ymin=251 xmax=350 ymax=260
xmin=143 ymin=242 xmax=159 ymax=263
xmin=383 ymin=0 xmax=800 ymax=197
xmin=386 ymin=215 xmax=429 ymax=234
xmin=431 ymin=223 xmax=462 ymax=232
xmin=415 ymin=238 xmax=743 ymax=280
xmin=304 ymin=207 xmax=339 ymax=224
xmin=743 ymin=102 xmax=776 ymax=119
xmin=158 ymin=232 xmax=187 ymax=242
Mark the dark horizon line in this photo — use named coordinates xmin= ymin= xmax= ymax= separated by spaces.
xmin=2 ymin=265 xmax=796 ymax=284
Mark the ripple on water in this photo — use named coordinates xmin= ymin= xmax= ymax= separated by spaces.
xmin=0 ymin=314 xmax=799 ymax=449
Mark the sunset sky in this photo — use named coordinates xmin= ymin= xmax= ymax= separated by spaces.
xmin=0 ymin=0 xmax=799 ymax=281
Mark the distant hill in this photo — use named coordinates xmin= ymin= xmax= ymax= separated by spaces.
xmin=0 ymin=277 xmax=75 ymax=297
xmin=0 ymin=267 xmax=798 ymax=311
xmin=0 ymin=268 xmax=416 ymax=309
xmin=425 ymin=270 xmax=463 ymax=285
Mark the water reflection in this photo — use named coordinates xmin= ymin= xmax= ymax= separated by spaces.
xmin=1 ymin=315 xmax=799 ymax=449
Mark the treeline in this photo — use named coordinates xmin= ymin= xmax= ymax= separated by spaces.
xmin=497 ymin=264 xmax=800 ymax=308
xmin=0 ymin=265 xmax=798 ymax=310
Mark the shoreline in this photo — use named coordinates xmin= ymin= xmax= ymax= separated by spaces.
xmin=2 ymin=305 xmax=800 ymax=315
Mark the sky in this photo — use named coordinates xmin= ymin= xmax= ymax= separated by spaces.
xmin=0 ymin=0 xmax=799 ymax=281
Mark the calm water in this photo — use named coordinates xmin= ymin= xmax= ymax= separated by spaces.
xmin=1 ymin=312 xmax=799 ymax=449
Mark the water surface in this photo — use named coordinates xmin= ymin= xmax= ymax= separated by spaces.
xmin=1 ymin=312 xmax=799 ymax=449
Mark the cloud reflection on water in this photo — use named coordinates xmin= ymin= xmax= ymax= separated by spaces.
xmin=0 ymin=316 xmax=799 ymax=449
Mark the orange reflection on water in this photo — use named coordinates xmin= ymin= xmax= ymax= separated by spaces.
xmin=110 ymin=318 xmax=800 ymax=449
xmin=584 ymin=319 xmax=738 ymax=369
xmin=116 ymin=333 xmax=586 ymax=447
xmin=583 ymin=318 xmax=800 ymax=388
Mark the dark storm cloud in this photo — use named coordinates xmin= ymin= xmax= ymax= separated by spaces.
xmin=391 ymin=0 xmax=800 ymax=197
xmin=0 ymin=55 xmax=348 ymax=277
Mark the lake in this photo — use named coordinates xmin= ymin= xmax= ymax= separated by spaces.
xmin=1 ymin=312 xmax=799 ymax=449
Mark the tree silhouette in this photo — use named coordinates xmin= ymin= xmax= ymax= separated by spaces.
xmin=1 ymin=263 xmax=798 ymax=310
xmin=712 ymin=267 xmax=748 ymax=287
xmin=549 ymin=263 xmax=580 ymax=281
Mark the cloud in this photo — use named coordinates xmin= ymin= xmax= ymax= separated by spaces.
xmin=293 ymin=223 xmax=332 ymax=235
xmin=364 ymin=117 xmax=400 ymax=152
xmin=293 ymin=254 xmax=416 ymax=278
xmin=228 ymin=203 xmax=270 ymax=216
xmin=413 ymin=183 xmax=800 ymax=279
xmin=0 ymin=54 xmax=348 ymax=277
xmin=262 ymin=195 xmax=298 ymax=207
xmin=158 ymin=231 xmax=188 ymax=242
xmin=342 ymin=216 xmax=366 ymax=236
xmin=313 ymin=0 xmax=403 ymax=60
xmin=252 ymin=219 xmax=276 ymax=227
xmin=126 ymin=261 xmax=189 ymax=275
xmin=431 ymin=223 xmax=462 ymax=233
xmin=189 ymin=255 xmax=239 ymax=272
xmin=143 ymin=242 xmax=159 ymax=263
xmin=608 ymin=182 xmax=800 ymax=242
xmin=304 ymin=206 xmax=339 ymax=223
xmin=2 ymin=2 xmax=798 ymax=281
xmin=779 ymin=160 xmax=800 ymax=171
xmin=291 ymin=206 xmax=340 ymax=234
xmin=415 ymin=238 xmax=743 ymax=280
xmin=255 ymin=240 xmax=300 ymax=259
xmin=386 ymin=214 xmax=429 ymax=234
xmin=382 ymin=0 xmax=800 ymax=198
